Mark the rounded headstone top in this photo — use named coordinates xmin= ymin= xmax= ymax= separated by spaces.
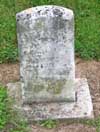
xmin=16 ymin=5 xmax=73 ymax=21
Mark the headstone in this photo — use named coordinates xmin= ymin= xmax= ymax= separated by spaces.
xmin=7 ymin=5 xmax=93 ymax=121
xmin=16 ymin=6 xmax=75 ymax=103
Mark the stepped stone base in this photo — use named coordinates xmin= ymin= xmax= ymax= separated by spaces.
xmin=7 ymin=78 xmax=94 ymax=121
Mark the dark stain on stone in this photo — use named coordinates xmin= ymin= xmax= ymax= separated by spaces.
xmin=37 ymin=10 xmax=41 ymax=14
xmin=52 ymin=17 xmax=65 ymax=30
xmin=46 ymin=9 xmax=49 ymax=12
xmin=75 ymin=92 xmax=78 ymax=102
xmin=49 ymin=108 xmax=55 ymax=113
xmin=17 ymin=19 xmax=19 ymax=22
xmin=54 ymin=48 xmax=56 ymax=51
xmin=44 ymin=9 xmax=49 ymax=14
xmin=17 ymin=15 xmax=20 ymax=18
xmin=27 ymin=14 xmax=31 ymax=19
xmin=84 ymin=112 xmax=87 ymax=115
xmin=41 ymin=64 xmax=43 ymax=68
xmin=53 ymin=9 xmax=63 ymax=17
xmin=24 ymin=51 xmax=27 ymax=54
xmin=74 ymin=104 xmax=78 ymax=108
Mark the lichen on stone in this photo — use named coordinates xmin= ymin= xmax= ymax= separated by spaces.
xmin=32 ymin=84 xmax=45 ymax=93
xmin=47 ymin=79 xmax=66 ymax=94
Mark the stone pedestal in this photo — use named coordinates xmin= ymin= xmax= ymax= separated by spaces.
xmin=7 ymin=78 xmax=93 ymax=121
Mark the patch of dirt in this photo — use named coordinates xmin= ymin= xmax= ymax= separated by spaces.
xmin=76 ymin=58 xmax=100 ymax=117
xmin=57 ymin=123 xmax=96 ymax=132
xmin=31 ymin=123 xmax=96 ymax=132
xmin=0 ymin=58 xmax=100 ymax=132
xmin=0 ymin=63 xmax=19 ymax=85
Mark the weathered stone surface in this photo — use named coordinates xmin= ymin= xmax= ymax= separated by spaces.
xmin=7 ymin=82 xmax=22 ymax=106
xmin=7 ymin=78 xmax=94 ymax=121
xmin=7 ymin=5 xmax=94 ymax=121
xmin=16 ymin=5 xmax=75 ymax=103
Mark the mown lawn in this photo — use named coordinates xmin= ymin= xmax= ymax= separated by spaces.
xmin=0 ymin=1 xmax=100 ymax=132
xmin=0 ymin=0 xmax=100 ymax=63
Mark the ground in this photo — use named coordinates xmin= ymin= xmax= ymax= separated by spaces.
xmin=0 ymin=58 xmax=100 ymax=132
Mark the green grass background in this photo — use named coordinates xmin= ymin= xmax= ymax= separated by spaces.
xmin=0 ymin=1 xmax=100 ymax=131
xmin=0 ymin=0 xmax=100 ymax=63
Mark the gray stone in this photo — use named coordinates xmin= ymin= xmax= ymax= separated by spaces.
xmin=16 ymin=5 xmax=75 ymax=103
xmin=7 ymin=79 xmax=94 ymax=121
xmin=7 ymin=5 xmax=94 ymax=121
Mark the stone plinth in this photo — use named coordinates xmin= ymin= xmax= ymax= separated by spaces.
xmin=7 ymin=79 xmax=94 ymax=121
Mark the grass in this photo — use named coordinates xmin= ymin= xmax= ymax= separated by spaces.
xmin=0 ymin=0 xmax=100 ymax=63
xmin=0 ymin=85 xmax=100 ymax=131
xmin=39 ymin=119 xmax=58 ymax=129
xmin=0 ymin=85 xmax=30 ymax=132
xmin=0 ymin=85 xmax=8 ymax=129
xmin=80 ymin=118 xmax=100 ymax=132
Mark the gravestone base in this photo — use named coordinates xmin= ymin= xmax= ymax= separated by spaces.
xmin=7 ymin=78 xmax=94 ymax=121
